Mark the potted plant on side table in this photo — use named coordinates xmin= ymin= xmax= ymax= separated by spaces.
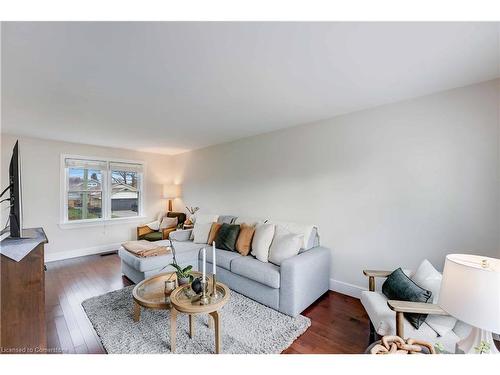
xmin=169 ymin=263 xmax=194 ymax=285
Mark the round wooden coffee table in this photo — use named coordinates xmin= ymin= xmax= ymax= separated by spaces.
xmin=169 ymin=281 xmax=230 ymax=354
xmin=132 ymin=271 xmax=201 ymax=321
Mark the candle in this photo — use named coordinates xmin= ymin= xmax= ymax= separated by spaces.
xmin=202 ymin=247 xmax=206 ymax=281
xmin=212 ymin=241 xmax=216 ymax=275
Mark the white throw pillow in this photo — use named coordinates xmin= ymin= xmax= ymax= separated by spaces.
xmin=192 ymin=222 xmax=213 ymax=244
xmin=160 ymin=216 xmax=178 ymax=229
xmin=411 ymin=259 xmax=457 ymax=336
xmin=190 ymin=214 xmax=218 ymax=240
xmin=267 ymin=221 xmax=316 ymax=250
xmin=145 ymin=220 xmax=160 ymax=231
xmin=268 ymin=226 xmax=303 ymax=265
xmin=251 ymin=223 xmax=275 ymax=262
xmin=411 ymin=259 xmax=442 ymax=303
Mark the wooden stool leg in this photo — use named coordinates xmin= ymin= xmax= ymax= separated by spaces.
xmin=208 ymin=314 xmax=213 ymax=329
xmin=133 ymin=302 xmax=141 ymax=322
xmin=209 ymin=311 xmax=221 ymax=354
xmin=189 ymin=314 xmax=195 ymax=338
xmin=170 ymin=307 xmax=178 ymax=353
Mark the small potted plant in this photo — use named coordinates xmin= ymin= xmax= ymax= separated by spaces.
xmin=169 ymin=263 xmax=194 ymax=285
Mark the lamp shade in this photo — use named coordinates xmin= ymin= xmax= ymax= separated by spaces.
xmin=438 ymin=254 xmax=500 ymax=333
xmin=162 ymin=184 xmax=181 ymax=199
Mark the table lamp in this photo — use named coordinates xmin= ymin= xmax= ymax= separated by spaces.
xmin=438 ymin=254 xmax=500 ymax=354
xmin=162 ymin=184 xmax=181 ymax=211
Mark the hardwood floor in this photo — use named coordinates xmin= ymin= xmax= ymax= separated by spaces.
xmin=45 ymin=253 xmax=370 ymax=354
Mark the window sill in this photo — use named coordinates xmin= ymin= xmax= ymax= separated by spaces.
xmin=59 ymin=215 xmax=147 ymax=229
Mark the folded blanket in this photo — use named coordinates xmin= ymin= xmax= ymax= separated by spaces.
xmin=122 ymin=240 xmax=171 ymax=258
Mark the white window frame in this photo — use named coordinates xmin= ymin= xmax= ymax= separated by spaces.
xmin=60 ymin=154 xmax=146 ymax=228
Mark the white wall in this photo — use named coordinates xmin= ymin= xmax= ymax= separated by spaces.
xmin=173 ymin=79 xmax=500 ymax=296
xmin=0 ymin=134 xmax=175 ymax=261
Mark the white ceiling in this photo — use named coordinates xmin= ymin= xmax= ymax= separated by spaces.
xmin=2 ymin=22 xmax=499 ymax=155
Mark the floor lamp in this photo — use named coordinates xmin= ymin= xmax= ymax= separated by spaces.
xmin=439 ymin=254 xmax=500 ymax=354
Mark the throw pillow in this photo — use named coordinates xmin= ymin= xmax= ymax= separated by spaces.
xmin=251 ymin=223 xmax=275 ymax=262
xmin=192 ymin=222 xmax=213 ymax=244
xmin=207 ymin=223 xmax=222 ymax=245
xmin=191 ymin=214 xmax=219 ymax=240
xmin=214 ymin=223 xmax=241 ymax=252
xmin=411 ymin=259 xmax=457 ymax=336
xmin=411 ymin=259 xmax=442 ymax=303
xmin=159 ymin=216 xmax=178 ymax=229
xmin=268 ymin=226 xmax=303 ymax=265
xmin=235 ymin=223 xmax=256 ymax=256
xmin=382 ymin=268 xmax=432 ymax=329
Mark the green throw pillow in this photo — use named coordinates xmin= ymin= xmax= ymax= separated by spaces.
xmin=382 ymin=268 xmax=432 ymax=329
xmin=214 ymin=223 xmax=241 ymax=252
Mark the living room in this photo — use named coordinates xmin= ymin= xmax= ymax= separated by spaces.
xmin=1 ymin=1 xmax=499 ymax=372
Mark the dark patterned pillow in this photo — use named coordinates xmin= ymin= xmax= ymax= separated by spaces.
xmin=214 ymin=223 xmax=241 ymax=252
xmin=382 ymin=268 xmax=432 ymax=329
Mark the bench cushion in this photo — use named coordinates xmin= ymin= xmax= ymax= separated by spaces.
xmin=231 ymin=256 xmax=281 ymax=288
xmin=143 ymin=231 xmax=163 ymax=241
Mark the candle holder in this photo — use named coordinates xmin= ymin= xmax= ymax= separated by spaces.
xmin=211 ymin=274 xmax=219 ymax=300
xmin=199 ymin=279 xmax=210 ymax=305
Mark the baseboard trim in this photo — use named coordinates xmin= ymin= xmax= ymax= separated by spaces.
xmin=329 ymin=278 xmax=366 ymax=299
xmin=45 ymin=242 xmax=122 ymax=263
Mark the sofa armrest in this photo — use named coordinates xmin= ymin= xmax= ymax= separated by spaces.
xmin=169 ymin=229 xmax=192 ymax=242
xmin=137 ymin=225 xmax=154 ymax=239
xmin=363 ymin=269 xmax=392 ymax=291
xmin=279 ymin=246 xmax=331 ymax=316
xmin=162 ymin=227 xmax=176 ymax=239
xmin=387 ymin=300 xmax=447 ymax=338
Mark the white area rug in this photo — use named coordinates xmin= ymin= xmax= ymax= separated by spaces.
xmin=82 ymin=285 xmax=310 ymax=354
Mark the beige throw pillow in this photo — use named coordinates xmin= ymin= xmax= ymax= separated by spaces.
xmin=235 ymin=223 xmax=256 ymax=256
xmin=251 ymin=223 xmax=275 ymax=262
xmin=268 ymin=226 xmax=303 ymax=265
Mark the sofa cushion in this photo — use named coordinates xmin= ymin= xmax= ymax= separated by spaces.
xmin=217 ymin=215 xmax=237 ymax=224
xmin=200 ymin=248 xmax=241 ymax=271
xmin=231 ymin=256 xmax=281 ymax=288
xmin=215 ymin=223 xmax=241 ymax=252
xmin=234 ymin=216 xmax=266 ymax=226
xmin=143 ymin=231 xmax=163 ymax=241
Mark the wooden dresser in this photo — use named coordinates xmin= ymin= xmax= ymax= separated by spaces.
xmin=0 ymin=228 xmax=48 ymax=354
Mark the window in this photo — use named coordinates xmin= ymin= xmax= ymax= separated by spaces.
xmin=62 ymin=157 xmax=144 ymax=224
xmin=110 ymin=163 xmax=140 ymax=218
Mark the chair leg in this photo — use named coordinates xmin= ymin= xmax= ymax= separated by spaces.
xmin=369 ymin=322 xmax=376 ymax=344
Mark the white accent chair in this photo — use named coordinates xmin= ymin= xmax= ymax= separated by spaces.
xmin=360 ymin=269 xmax=472 ymax=353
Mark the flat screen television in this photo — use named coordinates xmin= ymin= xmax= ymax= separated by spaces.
xmin=1 ymin=140 xmax=23 ymax=238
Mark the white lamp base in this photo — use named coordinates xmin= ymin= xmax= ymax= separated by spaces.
xmin=456 ymin=327 xmax=499 ymax=354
